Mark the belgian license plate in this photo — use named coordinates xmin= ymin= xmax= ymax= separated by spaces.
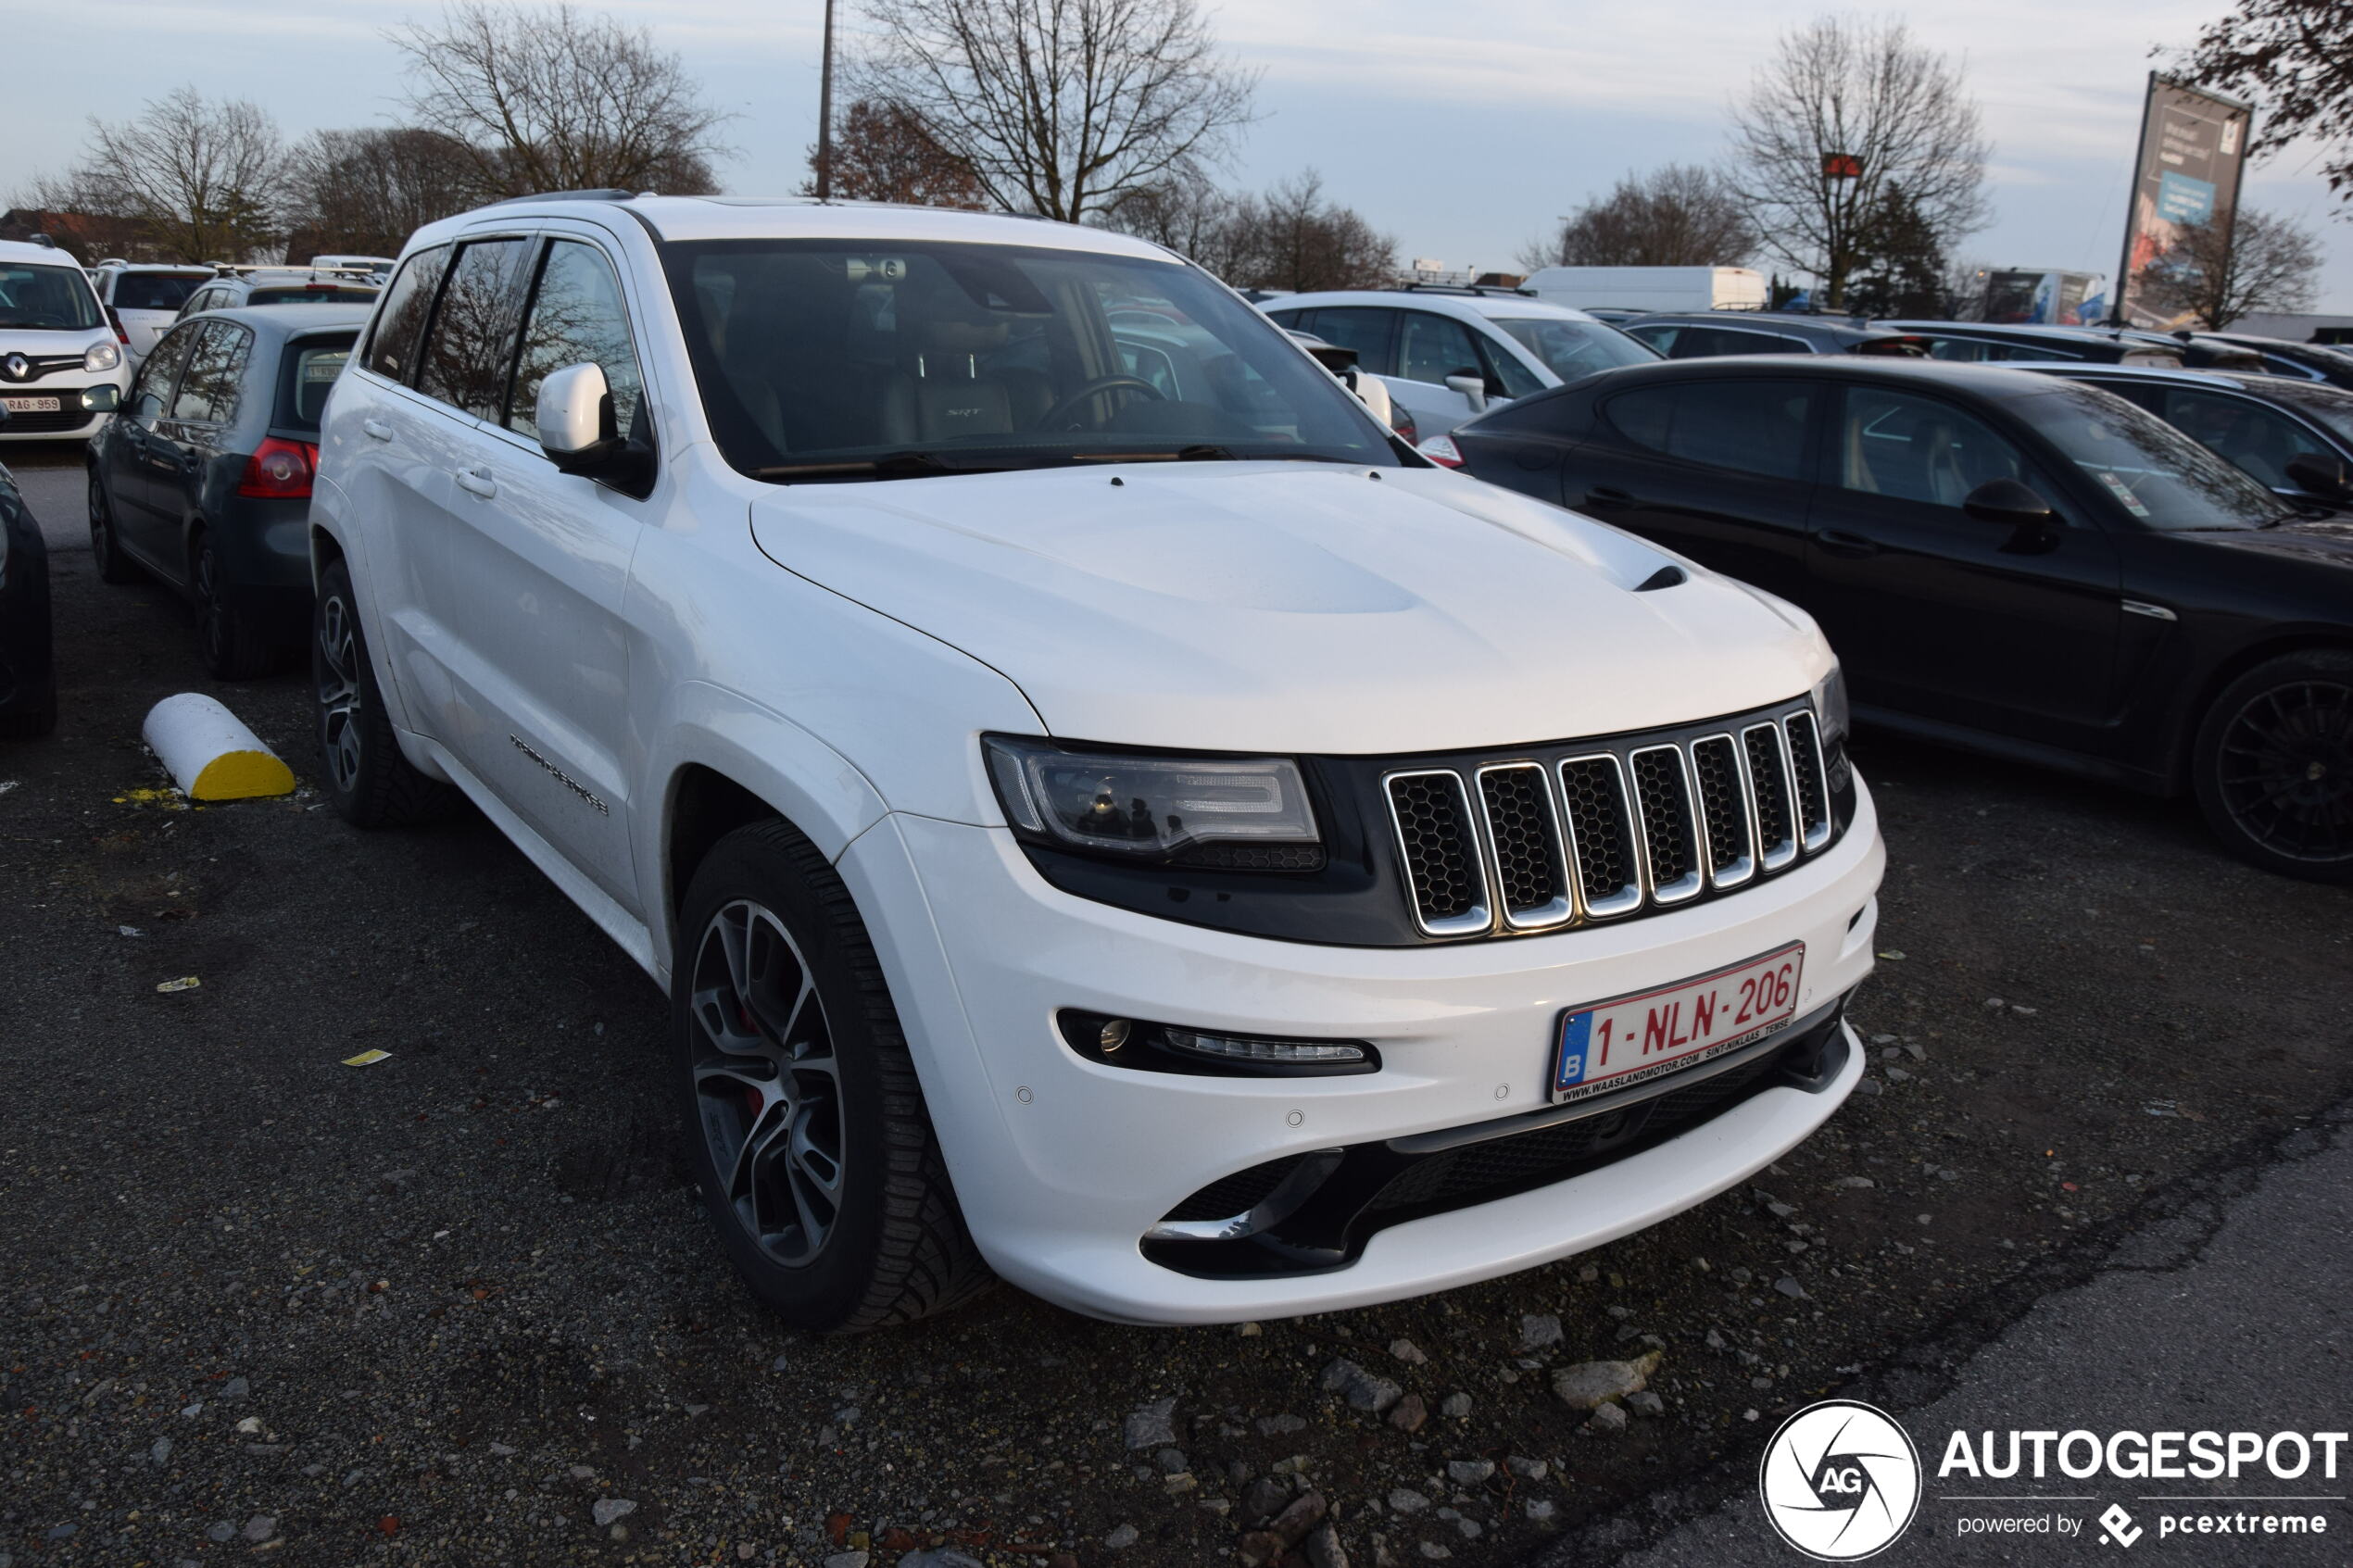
xmin=1552 ymin=942 xmax=1806 ymax=1103
xmin=2 ymin=395 xmax=60 ymax=413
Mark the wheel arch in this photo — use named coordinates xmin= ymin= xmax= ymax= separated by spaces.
xmin=2173 ymin=630 xmax=2353 ymax=786
xmin=649 ymin=701 xmax=893 ymax=978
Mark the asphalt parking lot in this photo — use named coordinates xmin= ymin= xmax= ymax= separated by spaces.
xmin=3 ymin=438 xmax=2349 ymax=1568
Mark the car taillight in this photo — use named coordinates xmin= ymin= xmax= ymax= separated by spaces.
xmin=1418 ymin=433 xmax=1464 ymax=469
xmin=238 ymin=437 xmax=318 ymax=499
xmin=1389 ymin=403 xmax=1418 ymax=445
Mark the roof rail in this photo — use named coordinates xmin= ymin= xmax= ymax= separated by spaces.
xmin=486 ymin=188 xmax=646 ymax=207
xmin=1401 ymin=282 xmax=1537 ymax=298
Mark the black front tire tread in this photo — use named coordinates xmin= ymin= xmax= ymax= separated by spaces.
xmin=2192 ymin=647 xmax=2353 ymax=884
xmin=687 ymin=819 xmax=992 ymax=1332
xmin=315 ymin=558 xmax=455 ymax=828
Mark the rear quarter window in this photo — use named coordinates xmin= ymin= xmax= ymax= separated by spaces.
xmin=275 ymin=336 xmax=359 ymax=433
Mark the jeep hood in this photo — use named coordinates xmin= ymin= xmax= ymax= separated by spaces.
xmin=748 ymin=463 xmax=1828 ymax=755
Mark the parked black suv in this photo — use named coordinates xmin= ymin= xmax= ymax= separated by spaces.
xmin=1440 ymin=357 xmax=2353 ymax=881
xmin=1878 ymin=321 xmax=2186 ymax=366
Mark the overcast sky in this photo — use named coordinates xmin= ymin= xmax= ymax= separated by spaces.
xmin=7 ymin=0 xmax=2348 ymax=312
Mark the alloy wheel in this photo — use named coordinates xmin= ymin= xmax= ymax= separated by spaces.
xmin=2215 ymin=678 xmax=2353 ymax=863
xmin=315 ymin=593 xmax=364 ymax=793
xmin=687 ymin=899 xmax=845 ymax=1268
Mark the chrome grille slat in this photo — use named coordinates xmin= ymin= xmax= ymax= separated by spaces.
xmin=1743 ymin=721 xmax=1800 ymax=872
xmin=1476 ymin=763 xmax=1574 ymax=930
xmin=1784 ymin=712 xmax=1833 ymax=852
xmin=1378 ymin=701 xmax=1838 ymax=939
xmin=1384 ymin=770 xmax=1492 ymax=936
xmin=1628 ymin=744 xmax=1704 ymax=905
xmin=1689 ymin=734 xmax=1757 ymax=889
xmin=1556 ymin=755 xmax=1643 ymax=918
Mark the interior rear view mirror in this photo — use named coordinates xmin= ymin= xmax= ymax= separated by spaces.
xmin=1962 ymin=478 xmax=2056 ymax=528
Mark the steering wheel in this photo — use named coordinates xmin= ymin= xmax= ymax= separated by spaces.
xmin=1037 ymin=375 xmax=1165 ymax=431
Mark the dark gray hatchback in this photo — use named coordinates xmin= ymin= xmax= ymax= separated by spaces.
xmin=86 ymin=305 xmax=371 ymax=678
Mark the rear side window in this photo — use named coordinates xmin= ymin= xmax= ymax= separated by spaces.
xmin=418 ymin=237 xmax=533 ymax=419
xmin=1309 ymin=308 xmax=1398 ymax=376
xmin=170 ymin=320 xmax=254 ymax=424
xmin=505 ymin=241 xmax=645 ymax=439
xmin=364 ymin=245 xmax=452 ymax=383
xmin=275 ymin=335 xmax=358 ymax=433
xmin=1672 ymin=326 xmax=1807 ymax=358
xmin=1397 ymin=311 xmax=1484 ymax=386
xmin=247 ymin=286 xmax=381 ymax=307
xmin=1604 ymin=381 xmax=1817 ymax=480
xmin=111 ymin=272 xmax=205 ymax=312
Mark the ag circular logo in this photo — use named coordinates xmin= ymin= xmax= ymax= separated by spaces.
xmin=1758 ymin=1399 xmax=1921 ymax=1560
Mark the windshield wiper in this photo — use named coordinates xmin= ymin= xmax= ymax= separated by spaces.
xmin=754 ymin=451 xmax=1015 ymax=481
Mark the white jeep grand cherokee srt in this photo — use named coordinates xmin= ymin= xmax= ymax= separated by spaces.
xmin=309 ymin=193 xmax=1884 ymax=1332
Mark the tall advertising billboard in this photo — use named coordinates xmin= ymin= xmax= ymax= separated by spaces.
xmin=2115 ymin=74 xmax=2254 ymax=329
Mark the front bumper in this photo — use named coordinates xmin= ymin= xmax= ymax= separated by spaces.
xmin=841 ymin=775 xmax=1885 ymax=1323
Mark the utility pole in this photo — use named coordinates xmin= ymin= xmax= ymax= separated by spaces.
xmin=815 ymin=0 xmax=837 ymax=200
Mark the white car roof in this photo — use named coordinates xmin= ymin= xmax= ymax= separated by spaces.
xmin=1270 ymin=290 xmax=1604 ymax=325
xmin=414 ymin=194 xmax=1179 ymax=264
xmin=0 ymin=238 xmax=86 ymax=267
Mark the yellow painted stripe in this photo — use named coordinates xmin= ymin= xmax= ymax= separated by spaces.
xmin=187 ymin=749 xmax=296 ymax=801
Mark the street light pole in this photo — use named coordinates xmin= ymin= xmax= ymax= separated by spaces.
xmin=816 ymin=0 xmax=837 ymax=201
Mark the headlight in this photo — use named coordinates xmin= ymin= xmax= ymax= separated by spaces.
xmin=984 ymin=735 xmax=1320 ymax=860
xmin=1810 ymin=662 xmax=1849 ymax=746
xmin=83 ymin=341 xmax=121 ymax=374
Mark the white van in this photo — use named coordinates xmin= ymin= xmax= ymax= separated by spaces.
xmin=1523 ymin=266 xmax=1769 ymax=316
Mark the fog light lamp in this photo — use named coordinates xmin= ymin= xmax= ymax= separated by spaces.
xmin=1162 ymin=1029 xmax=1367 ymax=1066
xmin=1099 ymin=1018 xmax=1131 ymax=1052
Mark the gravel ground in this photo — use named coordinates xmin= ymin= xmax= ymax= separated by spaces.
xmin=3 ymin=442 xmax=2349 ymax=1568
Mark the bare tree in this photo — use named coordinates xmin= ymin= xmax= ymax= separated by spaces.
xmin=2143 ymin=207 xmax=2323 ymax=327
xmin=288 ymin=127 xmax=478 ymax=258
xmin=849 ymin=0 xmax=1258 ymax=223
xmin=30 ymin=87 xmax=289 ymax=262
xmin=804 ymin=98 xmax=987 ymax=207
xmin=387 ymin=3 xmax=731 ymax=200
xmin=1100 ymin=174 xmax=1247 ymax=276
xmin=1101 ymin=169 xmax=1393 ymax=291
xmin=2174 ymin=0 xmax=2353 ymax=205
xmin=1522 ymin=164 xmax=1754 ymax=270
xmin=1727 ymin=16 xmax=1992 ymax=308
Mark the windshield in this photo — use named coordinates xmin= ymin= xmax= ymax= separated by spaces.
xmin=1490 ymin=315 xmax=1659 ymax=380
xmin=2007 ymin=383 xmax=2289 ymax=531
xmin=662 ymin=238 xmax=1399 ymax=477
xmin=0 ymin=263 xmax=103 ymax=331
xmin=112 ymin=272 xmax=207 ymax=312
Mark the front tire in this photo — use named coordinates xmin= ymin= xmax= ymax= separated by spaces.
xmin=88 ymin=470 xmax=136 ymax=584
xmin=2192 ymin=649 xmax=2353 ymax=883
xmin=312 ymin=557 xmax=452 ymax=827
xmin=674 ymin=820 xmax=989 ymax=1332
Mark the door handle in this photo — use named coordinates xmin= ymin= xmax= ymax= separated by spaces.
xmin=1588 ymin=485 xmax=1636 ymax=506
xmin=1815 ymin=529 xmax=1881 ymax=558
xmin=361 ymin=419 xmax=393 ymax=442
xmin=455 ymin=466 xmax=497 ymax=499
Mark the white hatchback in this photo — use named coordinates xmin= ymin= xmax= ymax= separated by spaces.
xmin=91 ymin=262 xmax=213 ymax=360
xmin=0 ymin=239 xmax=129 ymax=442
xmin=310 ymin=194 xmax=1883 ymax=1331
xmin=1264 ymin=288 xmax=1660 ymax=436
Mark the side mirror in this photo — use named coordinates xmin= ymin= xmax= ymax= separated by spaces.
xmin=1962 ymin=477 xmax=2056 ymax=528
xmin=1343 ymin=368 xmax=1394 ymax=429
xmin=2284 ymin=452 xmax=2352 ymax=501
xmin=79 ymin=384 xmax=120 ymax=415
xmin=535 ymin=361 xmax=651 ymax=492
xmin=1444 ymin=371 xmax=1488 ymax=414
